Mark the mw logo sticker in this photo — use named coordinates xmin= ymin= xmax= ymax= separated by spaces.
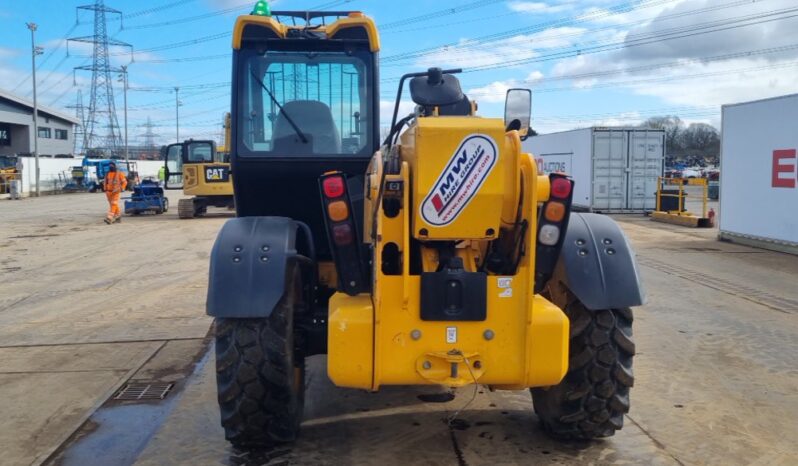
xmin=421 ymin=134 xmax=498 ymax=226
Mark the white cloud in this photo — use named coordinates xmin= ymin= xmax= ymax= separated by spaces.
xmin=0 ymin=62 xmax=92 ymax=112
xmin=624 ymin=59 xmax=798 ymax=108
xmin=507 ymin=1 xmax=572 ymax=14
xmin=0 ymin=46 xmax=19 ymax=59
xmin=415 ymin=27 xmax=587 ymax=70
xmin=533 ymin=111 xmax=643 ymax=133
xmin=380 ymin=99 xmax=415 ymax=125
xmin=467 ymin=71 xmax=544 ymax=103
xmin=532 ymin=0 xmax=798 ymax=123
xmin=206 ymin=0 xmax=283 ymax=10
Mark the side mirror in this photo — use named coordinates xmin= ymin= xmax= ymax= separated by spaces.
xmin=504 ymin=88 xmax=532 ymax=139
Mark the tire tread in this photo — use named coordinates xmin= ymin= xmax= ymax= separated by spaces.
xmin=532 ymin=296 xmax=635 ymax=440
xmin=214 ymin=266 xmax=305 ymax=448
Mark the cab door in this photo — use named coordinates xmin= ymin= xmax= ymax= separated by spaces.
xmin=163 ymin=143 xmax=183 ymax=189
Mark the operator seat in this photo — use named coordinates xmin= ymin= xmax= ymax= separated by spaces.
xmin=272 ymin=100 xmax=341 ymax=155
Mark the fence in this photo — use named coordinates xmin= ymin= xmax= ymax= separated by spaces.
xmin=7 ymin=157 xmax=165 ymax=197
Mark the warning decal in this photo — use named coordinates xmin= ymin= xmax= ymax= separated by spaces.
xmin=421 ymin=134 xmax=498 ymax=226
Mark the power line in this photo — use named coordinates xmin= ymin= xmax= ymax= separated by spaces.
xmin=380 ymin=0 xmax=505 ymax=30
xmin=77 ymin=31 xmax=230 ymax=57
xmin=467 ymin=61 xmax=798 ymax=97
xmin=129 ymin=81 xmax=229 ymax=92
xmin=533 ymin=105 xmax=720 ymax=123
xmin=49 ymin=83 xmax=77 ymax=107
xmin=115 ymin=0 xmax=199 ymax=20
xmin=382 ymin=0 xmax=762 ymax=67
xmin=98 ymin=0 xmax=653 ymax=66
xmin=133 ymin=53 xmax=228 ymax=64
xmin=122 ymin=40 xmax=798 ymax=100
xmin=26 ymin=55 xmax=71 ymax=98
xmin=463 ymin=6 xmax=798 ymax=73
xmin=456 ymin=43 xmax=798 ymax=92
xmin=382 ymin=11 xmax=518 ymax=35
xmin=310 ymin=0 xmax=355 ymax=10
xmin=381 ymin=0 xmax=681 ymax=63
xmin=128 ymin=89 xmax=229 ymax=111
xmin=12 ymin=22 xmax=80 ymax=93
xmin=123 ymin=2 xmax=250 ymax=30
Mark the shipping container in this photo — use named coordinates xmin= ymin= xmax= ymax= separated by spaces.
xmin=720 ymin=93 xmax=798 ymax=255
xmin=522 ymin=127 xmax=665 ymax=212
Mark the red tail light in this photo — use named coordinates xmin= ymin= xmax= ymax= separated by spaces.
xmin=322 ymin=176 xmax=345 ymax=198
xmin=332 ymin=224 xmax=353 ymax=246
xmin=551 ymin=177 xmax=572 ymax=199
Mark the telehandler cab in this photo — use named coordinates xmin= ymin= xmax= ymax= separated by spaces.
xmin=207 ymin=4 xmax=644 ymax=447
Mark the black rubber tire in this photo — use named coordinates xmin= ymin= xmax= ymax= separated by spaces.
xmin=531 ymin=299 xmax=635 ymax=440
xmin=161 ymin=197 xmax=169 ymax=213
xmin=214 ymin=264 xmax=306 ymax=448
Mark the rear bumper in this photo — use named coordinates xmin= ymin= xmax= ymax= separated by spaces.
xmin=327 ymin=275 xmax=568 ymax=390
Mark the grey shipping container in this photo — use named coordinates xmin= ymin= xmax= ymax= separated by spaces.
xmin=522 ymin=127 xmax=665 ymax=212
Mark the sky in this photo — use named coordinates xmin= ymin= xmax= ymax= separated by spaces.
xmin=1 ymin=0 xmax=797 ymax=148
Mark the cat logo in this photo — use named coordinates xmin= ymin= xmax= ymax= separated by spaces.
xmin=205 ymin=166 xmax=229 ymax=183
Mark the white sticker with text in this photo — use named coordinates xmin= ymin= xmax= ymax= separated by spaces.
xmin=498 ymin=277 xmax=513 ymax=298
xmin=446 ymin=326 xmax=457 ymax=344
xmin=421 ymin=134 xmax=498 ymax=226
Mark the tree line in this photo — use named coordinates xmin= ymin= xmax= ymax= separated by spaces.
xmin=640 ymin=116 xmax=720 ymax=161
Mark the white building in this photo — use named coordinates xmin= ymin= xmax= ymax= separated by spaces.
xmin=0 ymin=89 xmax=79 ymax=157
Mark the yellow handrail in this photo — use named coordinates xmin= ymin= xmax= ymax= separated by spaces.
xmin=656 ymin=177 xmax=708 ymax=216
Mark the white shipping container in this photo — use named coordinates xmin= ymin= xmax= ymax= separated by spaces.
xmin=522 ymin=127 xmax=665 ymax=212
xmin=720 ymin=93 xmax=798 ymax=254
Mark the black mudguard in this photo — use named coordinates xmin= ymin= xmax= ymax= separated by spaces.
xmin=206 ymin=216 xmax=304 ymax=318
xmin=560 ymin=213 xmax=645 ymax=310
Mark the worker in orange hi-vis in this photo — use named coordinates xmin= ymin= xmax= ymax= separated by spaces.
xmin=103 ymin=162 xmax=128 ymax=224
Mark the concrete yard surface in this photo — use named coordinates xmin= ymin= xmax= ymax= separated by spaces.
xmin=1 ymin=193 xmax=797 ymax=465
xmin=0 ymin=192 xmax=224 ymax=466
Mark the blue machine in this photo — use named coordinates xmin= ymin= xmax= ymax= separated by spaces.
xmin=81 ymin=157 xmax=135 ymax=192
xmin=124 ymin=180 xmax=168 ymax=215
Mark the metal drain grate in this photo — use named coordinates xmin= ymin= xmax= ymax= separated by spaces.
xmin=114 ymin=382 xmax=173 ymax=400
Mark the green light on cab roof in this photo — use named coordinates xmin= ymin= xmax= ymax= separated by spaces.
xmin=251 ymin=0 xmax=271 ymax=16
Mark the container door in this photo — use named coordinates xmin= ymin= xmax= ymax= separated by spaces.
xmin=592 ymin=130 xmax=627 ymax=210
xmin=627 ymin=130 xmax=664 ymax=210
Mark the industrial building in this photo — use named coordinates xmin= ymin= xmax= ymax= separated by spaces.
xmin=0 ymin=89 xmax=79 ymax=157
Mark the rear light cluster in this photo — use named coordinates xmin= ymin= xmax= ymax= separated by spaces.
xmin=537 ymin=176 xmax=572 ymax=246
xmin=534 ymin=174 xmax=574 ymax=293
xmin=319 ymin=171 xmax=366 ymax=295
xmin=322 ymin=176 xmax=353 ymax=245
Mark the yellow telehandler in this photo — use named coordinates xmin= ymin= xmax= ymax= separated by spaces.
xmin=206 ymin=3 xmax=644 ymax=447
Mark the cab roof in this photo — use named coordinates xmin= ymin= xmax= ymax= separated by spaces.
xmin=232 ymin=11 xmax=380 ymax=52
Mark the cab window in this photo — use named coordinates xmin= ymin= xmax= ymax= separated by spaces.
xmin=187 ymin=142 xmax=213 ymax=163
xmin=238 ymin=49 xmax=373 ymax=157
